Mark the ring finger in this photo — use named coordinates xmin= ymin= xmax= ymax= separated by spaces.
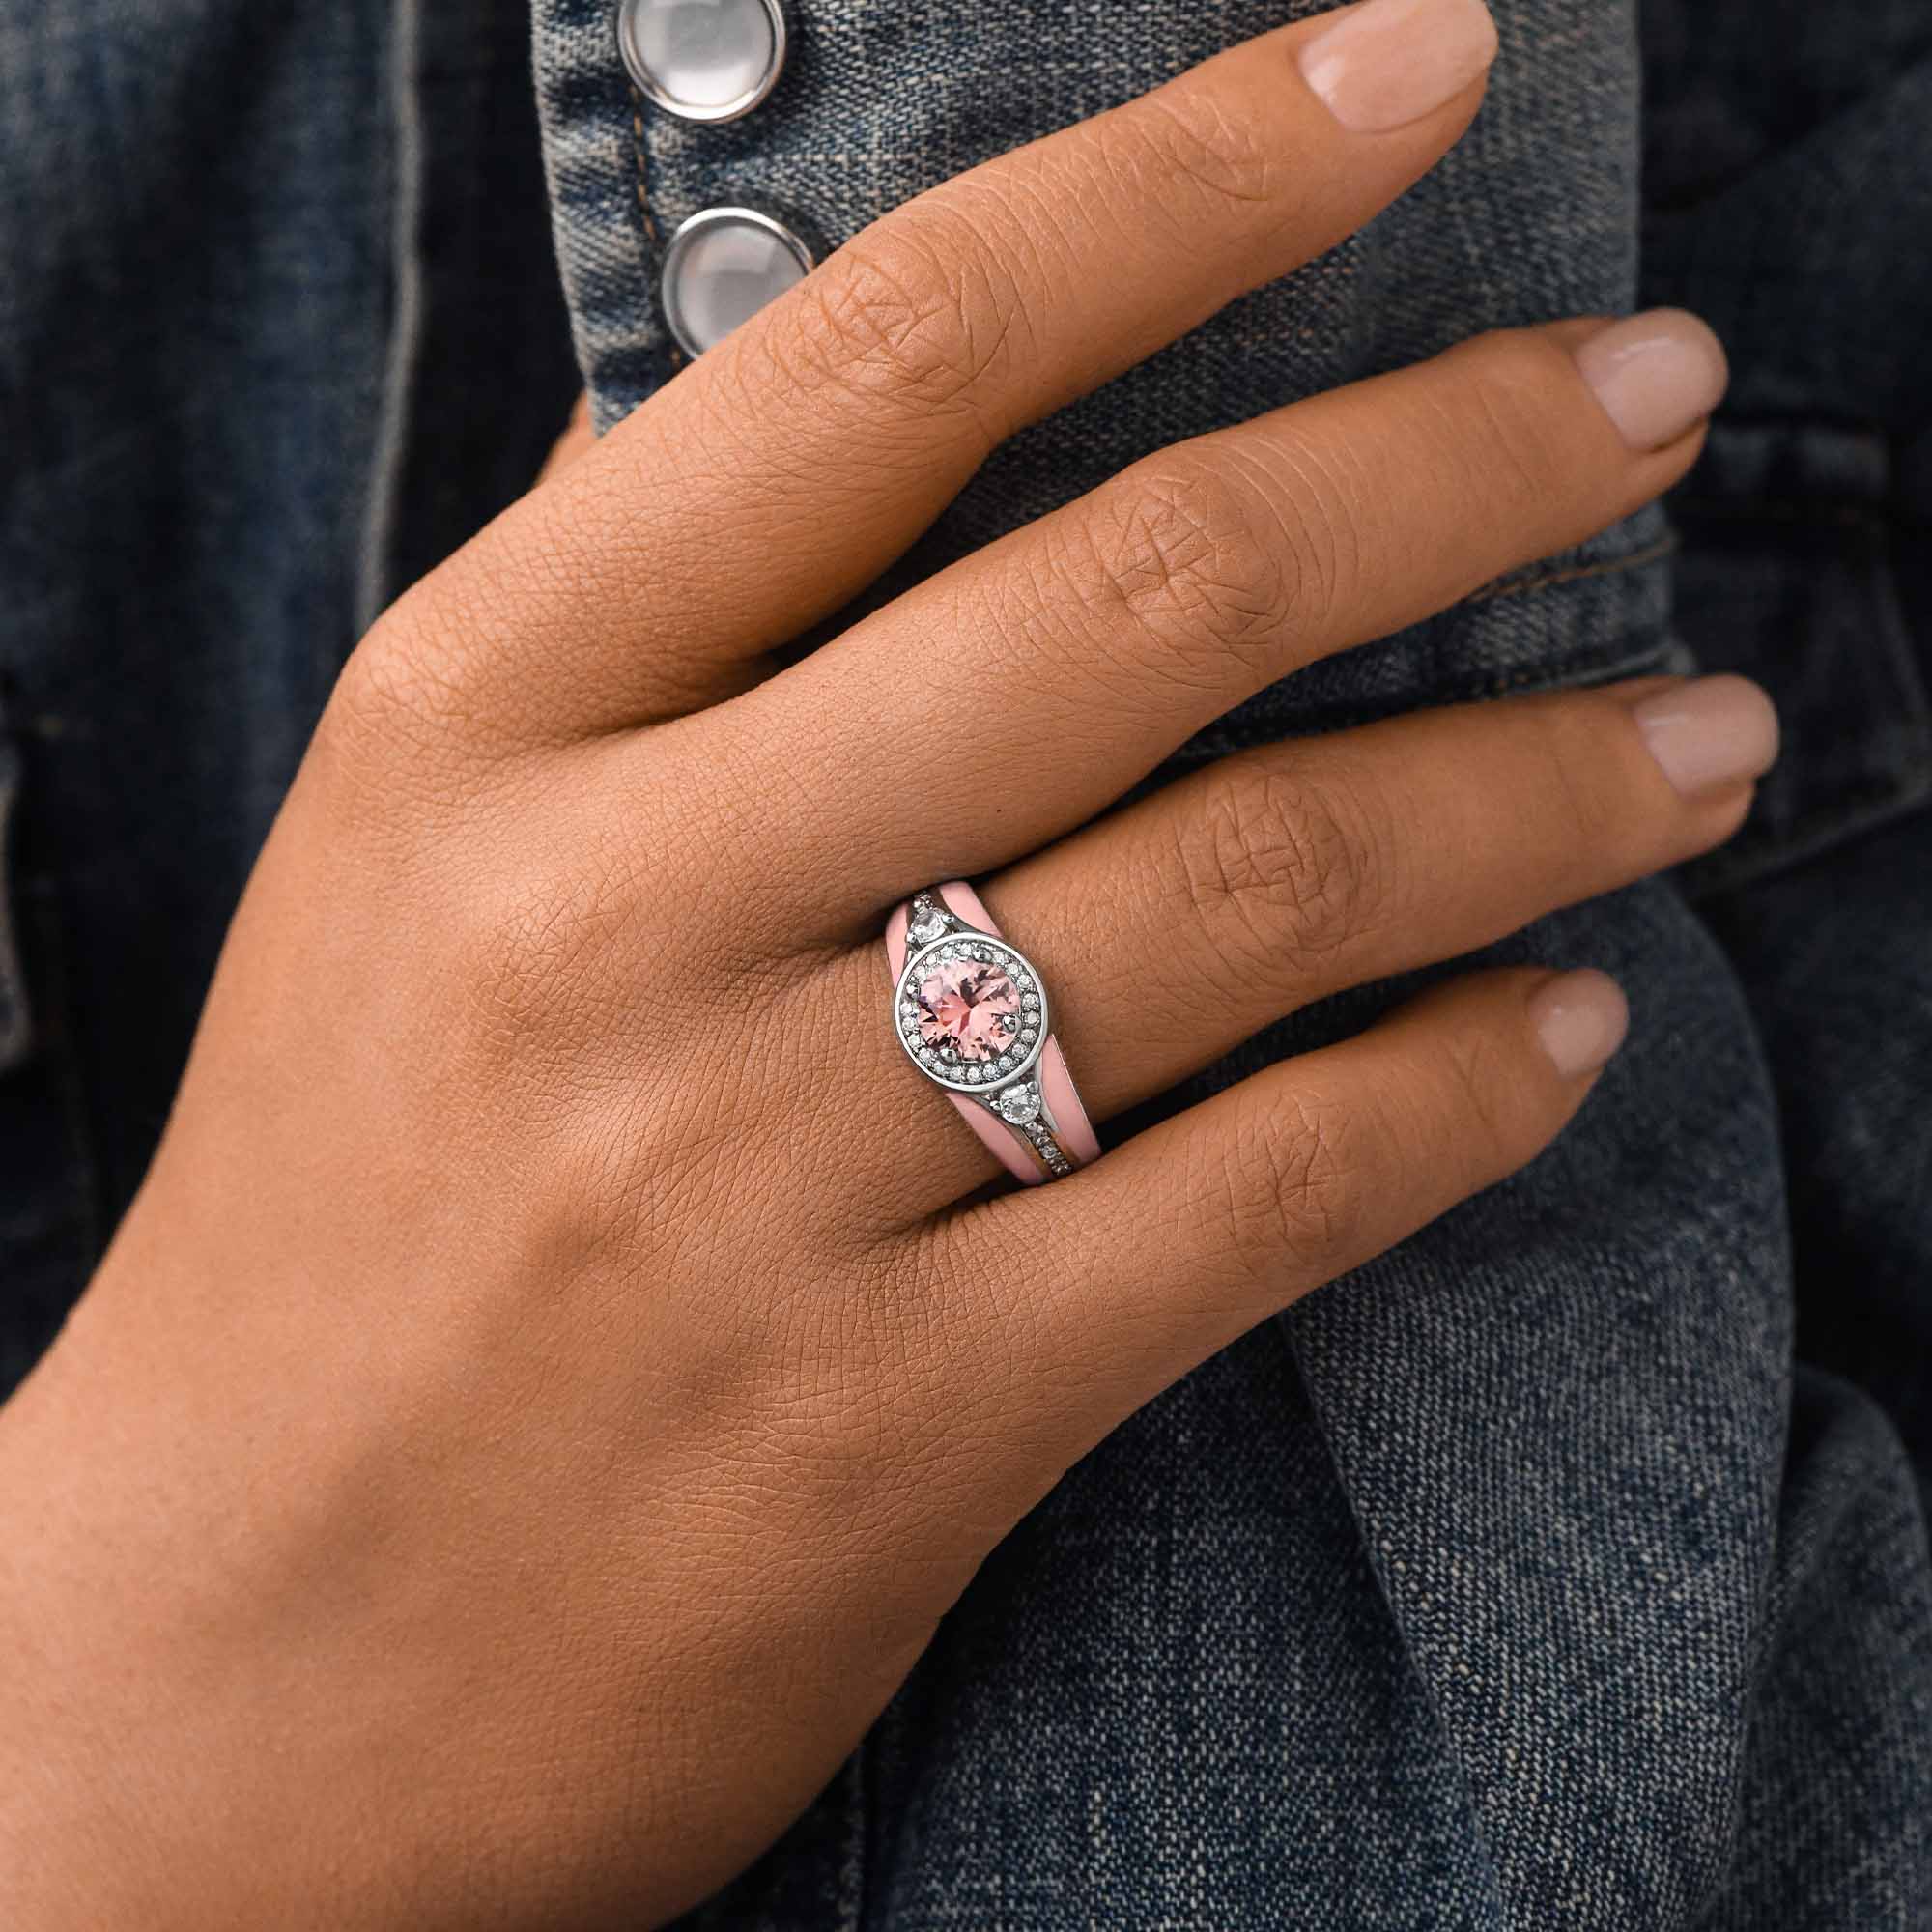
xmin=834 ymin=669 xmax=1776 ymax=1217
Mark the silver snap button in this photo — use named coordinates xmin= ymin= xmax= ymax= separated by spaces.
xmin=660 ymin=206 xmax=812 ymax=357
xmin=615 ymin=0 xmax=787 ymax=123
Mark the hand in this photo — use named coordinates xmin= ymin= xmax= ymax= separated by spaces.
xmin=0 ymin=3 xmax=1773 ymax=1925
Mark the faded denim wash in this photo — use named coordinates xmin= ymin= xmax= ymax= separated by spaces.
xmin=3 ymin=0 xmax=1930 ymax=1924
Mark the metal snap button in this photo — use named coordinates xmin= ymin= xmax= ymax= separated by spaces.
xmin=660 ymin=205 xmax=813 ymax=357
xmin=615 ymin=0 xmax=787 ymax=124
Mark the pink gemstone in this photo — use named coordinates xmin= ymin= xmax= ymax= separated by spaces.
xmin=913 ymin=956 xmax=1022 ymax=1064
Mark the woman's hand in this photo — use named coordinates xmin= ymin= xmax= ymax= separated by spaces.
xmin=0 ymin=2 xmax=1773 ymax=1924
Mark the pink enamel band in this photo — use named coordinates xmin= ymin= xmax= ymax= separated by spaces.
xmin=887 ymin=881 xmax=1101 ymax=1185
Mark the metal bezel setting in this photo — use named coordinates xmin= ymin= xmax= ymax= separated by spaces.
xmin=894 ymin=931 xmax=1051 ymax=1098
xmin=615 ymin=0 xmax=789 ymax=124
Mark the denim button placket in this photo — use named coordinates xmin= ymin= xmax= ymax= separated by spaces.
xmin=611 ymin=0 xmax=812 ymax=358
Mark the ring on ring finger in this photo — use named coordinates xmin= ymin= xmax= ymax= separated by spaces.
xmin=887 ymin=884 xmax=1100 ymax=1183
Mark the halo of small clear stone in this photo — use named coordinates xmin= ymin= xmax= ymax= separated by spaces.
xmin=897 ymin=936 xmax=1051 ymax=1089
xmin=893 ymin=916 xmax=1070 ymax=1165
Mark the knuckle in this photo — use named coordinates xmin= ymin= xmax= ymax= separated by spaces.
xmin=316 ymin=605 xmax=492 ymax=806
xmin=447 ymin=838 xmax=650 ymax=1070
xmin=321 ymin=527 xmax=571 ymax=766
xmin=1176 ymin=758 xmax=1389 ymax=977
xmin=413 ymin=761 xmax=721 ymax=1075
xmin=1214 ymin=1082 xmax=1362 ymax=1281
xmin=1081 ymin=455 xmax=1299 ymax=686
xmin=785 ymin=217 xmax=1021 ymax=429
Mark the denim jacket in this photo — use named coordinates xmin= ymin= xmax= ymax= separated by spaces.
xmin=2 ymin=0 xmax=1928 ymax=1923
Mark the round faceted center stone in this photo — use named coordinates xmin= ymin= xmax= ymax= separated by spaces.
xmin=913 ymin=954 xmax=1023 ymax=1064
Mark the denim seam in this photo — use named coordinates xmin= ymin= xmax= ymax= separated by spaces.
xmin=625 ymin=81 xmax=661 ymax=247
xmin=1685 ymin=764 xmax=1932 ymax=900
xmin=623 ymin=82 xmax=690 ymax=386
xmin=532 ymin=0 xmax=672 ymax=432
xmin=1675 ymin=499 xmax=1899 ymax=527
xmin=1468 ymin=532 xmax=1681 ymax=606
xmin=1690 ymin=479 xmax=1932 ymax=895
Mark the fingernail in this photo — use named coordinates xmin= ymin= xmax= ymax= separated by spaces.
xmin=1631 ymin=674 xmax=1780 ymax=799
xmin=1298 ymin=0 xmax=1499 ymax=134
xmin=1529 ymin=969 xmax=1629 ymax=1079
xmin=1572 ymin=309 xmax=1729 ymax=450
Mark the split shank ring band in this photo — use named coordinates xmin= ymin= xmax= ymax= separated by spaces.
xmin=886 ymin=882 xmax=1101 ymax=1184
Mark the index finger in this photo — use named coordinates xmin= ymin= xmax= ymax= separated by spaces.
xmin=415 ymin=0 xmax=1499 ymax=734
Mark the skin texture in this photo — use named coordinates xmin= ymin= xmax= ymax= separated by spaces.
xmin=0 ymin=7 xmax=1774 ymax=1927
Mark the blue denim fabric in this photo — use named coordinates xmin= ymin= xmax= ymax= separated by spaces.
xmin=1643 ymin=0 xmax=1932 ymax=1560
xmin=1 ymin=0 xmax=1929 ymax=1925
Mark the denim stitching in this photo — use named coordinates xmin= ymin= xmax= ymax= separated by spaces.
xmin=1468 ymin=533 xmax=1682 ymax=606
xmin=625 ymin=81 xmax=687 ymax=380
xmin=626 ymin=81 xmax=660 ymax=246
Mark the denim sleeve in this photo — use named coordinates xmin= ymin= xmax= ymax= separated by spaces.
xmin=530 ymin=0 xmax=1932 ymax=1924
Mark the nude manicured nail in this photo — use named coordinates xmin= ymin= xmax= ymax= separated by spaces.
xmin=1529 ymin=969 xmax=1629 ymax=1079
xmin=1297 ymin=0 xmax=1499 ymax=133
xmin=1572 ymin=309 xmax=1729 ymax=450
xmin=1631 ymin=674 xmax=1779 ymax=799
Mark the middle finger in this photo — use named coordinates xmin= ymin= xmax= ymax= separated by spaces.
xmin=702 ymin=309 xmax=1727 ymax=929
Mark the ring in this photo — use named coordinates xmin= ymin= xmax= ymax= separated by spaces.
xmin=887 ymin=882 xmax=1101 ymax=1184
